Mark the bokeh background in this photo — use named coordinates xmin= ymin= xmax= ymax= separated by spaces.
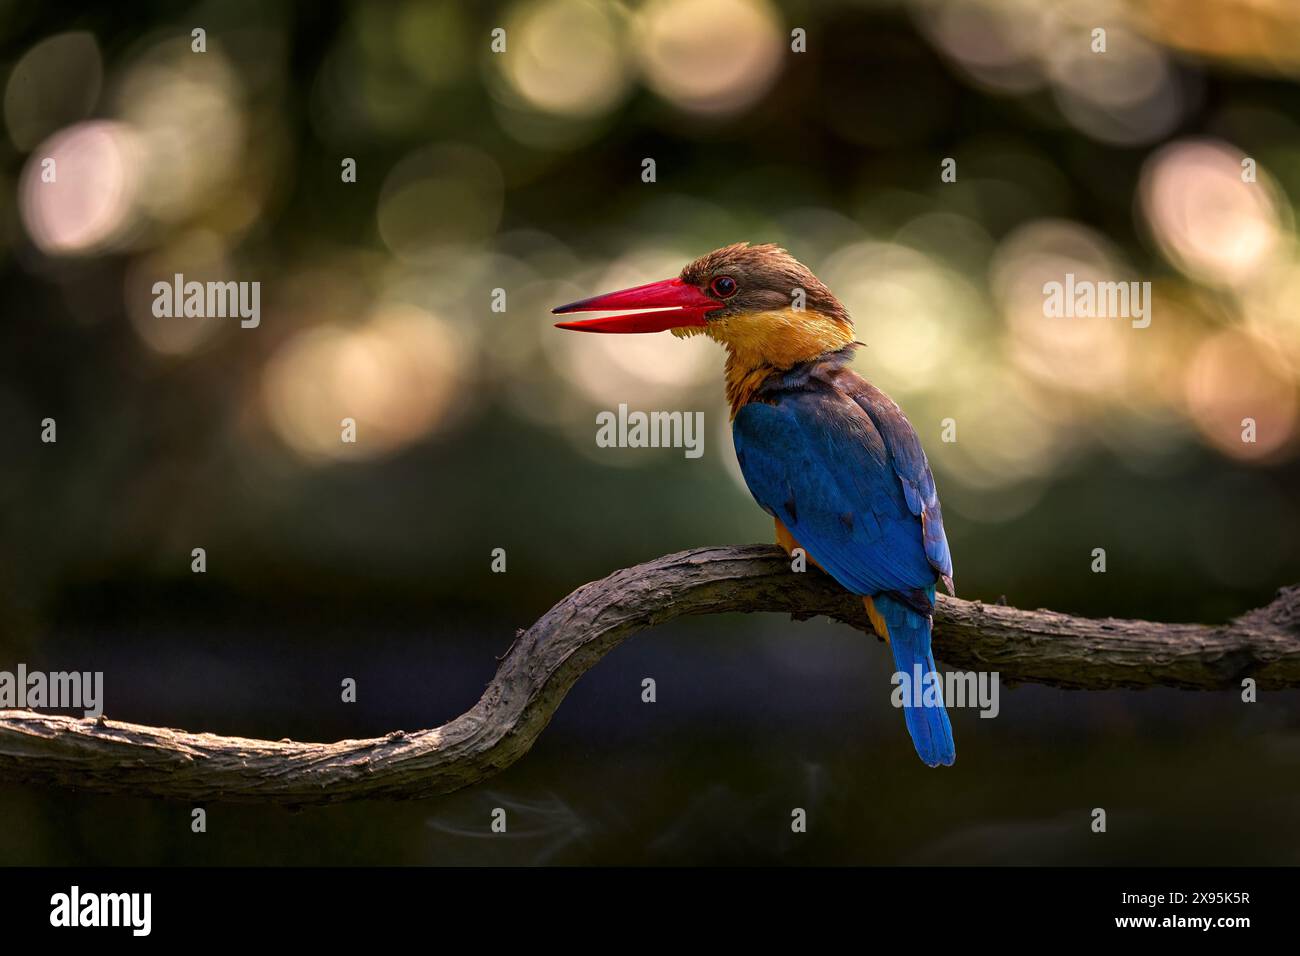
xmin=2 ymin=0 xmax=1299 ymax=864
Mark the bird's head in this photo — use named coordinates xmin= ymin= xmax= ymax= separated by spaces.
xmin=553 ymin=243 xmax=856 ymax=369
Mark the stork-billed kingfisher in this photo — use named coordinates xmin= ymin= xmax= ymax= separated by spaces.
xmin=552 ymin=243 xmax=956 ymax=767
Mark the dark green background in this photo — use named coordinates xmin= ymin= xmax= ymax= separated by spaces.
xmin=1 ymin=0 xmax=1297 ymax=864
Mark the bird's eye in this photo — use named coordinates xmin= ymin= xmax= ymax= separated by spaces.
xmin=710 ymin=275 xmax=737 ymax=298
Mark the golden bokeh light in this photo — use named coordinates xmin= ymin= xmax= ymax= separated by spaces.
xmin=19 ymin=120 xmax=142 ymax=255
xmin=934 ymin=367 xmax=1069 ymax=492
xmin=1139 ymin=138 xmax=1286 ymax=288
xmin=1137 ymin=0 xmax=1300 ymax=79
xmin=1184 ymin=328 xmax=1297 ymax=459
xmin=911 ymin=0 xmax=1050 ymax=94
xmin=635 ymin=0 xmax=784 ymax=115
xmin=262 ymin=305 xmax=467 ymax=462
xmin=991 ymin=219 xmax=1135 ymax=397
xmin=915 ymin=1 xmax=1186 ymax=144
xmin=115 ymin=40 xmax=246 ymax=227
xmin=1044 ymin=23 xmax=1183 ymax=145
xmin=1239 ymin=244 xmax=1300 ymax=374
xmin=824 ymin=240 xmax=985 ymax=397
xmin=496 ymin=0 xmax=631 ymax=118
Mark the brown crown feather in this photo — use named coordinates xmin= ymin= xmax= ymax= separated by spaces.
xmin=679 ymin=242 xmax=852 ymax=327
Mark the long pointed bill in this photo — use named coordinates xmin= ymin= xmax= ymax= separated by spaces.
xmin=552 ymin=277 xmax=717 ymax=333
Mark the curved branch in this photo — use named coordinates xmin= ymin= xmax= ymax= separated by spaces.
xmin=1 ymin=545 xmax=1297 ymax=805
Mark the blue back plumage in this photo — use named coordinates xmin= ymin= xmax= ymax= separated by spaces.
xmin=731 ymin=348 xmax=956 ymax=765
xmin=731 ymin=349 xmax=952 ymax=598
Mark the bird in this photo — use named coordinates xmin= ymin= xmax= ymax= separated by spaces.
xmin=552 ymin=242 xmax=956 ymax=767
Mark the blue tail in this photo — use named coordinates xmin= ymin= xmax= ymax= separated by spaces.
xmin=876 ymin=591 xmax=955 ymax=767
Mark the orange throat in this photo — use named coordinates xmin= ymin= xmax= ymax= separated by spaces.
xmin=676 ymin=308 xmax=854 ymax=416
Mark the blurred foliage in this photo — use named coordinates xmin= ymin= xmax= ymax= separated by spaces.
xmin=0 ymin=0 xmax=1299 ymax=864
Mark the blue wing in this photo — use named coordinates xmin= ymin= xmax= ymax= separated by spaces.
xmin=732 ymin=370 xmax=952 ymax=600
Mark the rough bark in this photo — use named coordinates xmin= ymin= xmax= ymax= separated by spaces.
xmin=1 ymin=545 xmax=1296 ymax=805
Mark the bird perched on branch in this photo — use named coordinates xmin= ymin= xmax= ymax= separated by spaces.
xmin=553 ymin=243 xmax=956 ymax=767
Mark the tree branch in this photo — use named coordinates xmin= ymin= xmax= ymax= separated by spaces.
xmin=2 ymin=545 xmax=1297 ymax=805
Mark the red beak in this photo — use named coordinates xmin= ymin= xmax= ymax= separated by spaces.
xmin=552 ymin=277 xmax=718 ymax=333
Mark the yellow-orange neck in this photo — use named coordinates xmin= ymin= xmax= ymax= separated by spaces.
xmin=724 ymin=360 xmax=776 ymax=417
xmin=702 ymin=308 xmax=855 ymax=417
